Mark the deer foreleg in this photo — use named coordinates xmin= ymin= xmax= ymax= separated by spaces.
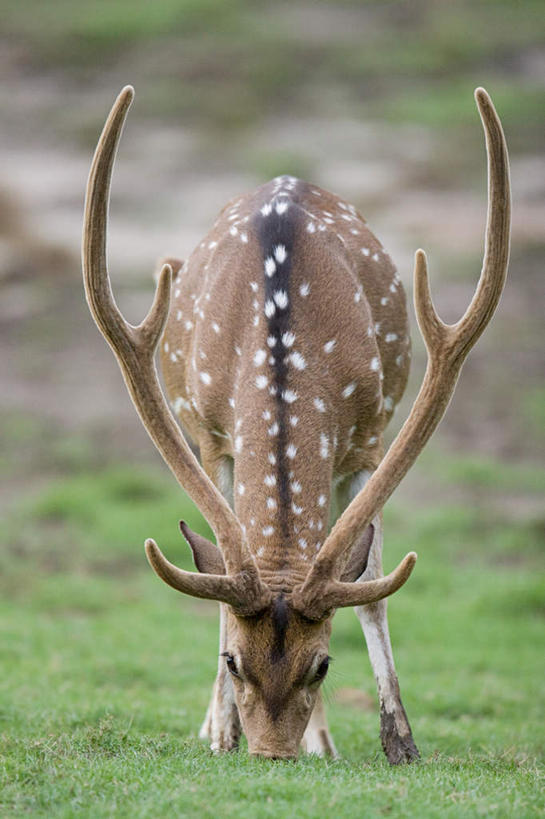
xmin=300 ymin=690 xmax=338 ymax=757
xmin=199 ymin=603 xmax=241 ymax=752
xmin=355 ymin=515 xmax=419 ymax=764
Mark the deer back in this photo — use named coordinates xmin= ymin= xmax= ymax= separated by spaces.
xmin=160 ymin=176 xmax=410 ymax=582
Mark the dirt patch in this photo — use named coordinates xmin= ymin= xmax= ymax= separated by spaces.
xmin=335 ymin=687 xmax=376 ymax=711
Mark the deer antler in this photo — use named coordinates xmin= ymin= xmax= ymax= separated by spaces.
xmin=293 ymin=87 xmax=510 ymax=620
xmin=82 ymin=86 xmax=271 ymax=614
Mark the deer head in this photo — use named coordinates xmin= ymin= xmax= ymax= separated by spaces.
xmin=83 ymin=86 xmax=510 ymax=757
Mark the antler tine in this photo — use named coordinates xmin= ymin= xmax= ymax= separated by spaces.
xmin=453 ymin=88 xmax=511 ymax=354
xmin=145 ymin=540 xmax=272 ymax=616
xmin=293 ymin=88 xmax=510 ymax=615
xmin=82 ymin=87 xmax=265 ymax=589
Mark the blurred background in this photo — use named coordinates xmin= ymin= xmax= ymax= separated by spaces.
xmin=2 ymin=0 xmax=544 ymax=503
xmin=1 ymin=0 xmax=544 ymax=809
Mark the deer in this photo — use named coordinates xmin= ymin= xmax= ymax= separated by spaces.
xmin=83 ymin=86 xmax=510 ymax=763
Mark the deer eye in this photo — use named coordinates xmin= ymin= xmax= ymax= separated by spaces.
xmin=313 ymin=657 xmax=330 ymax=683
xmin=222 ymin=652 xmax=240 ymax=677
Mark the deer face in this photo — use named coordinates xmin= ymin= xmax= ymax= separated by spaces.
xmin=224 ymin=598 xmax=332 ymax=758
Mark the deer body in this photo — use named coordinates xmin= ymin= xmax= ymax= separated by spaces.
xmin=161 ymin=178 xmax=410 ymax=584
xmin=83 ymin=87 xmax=510 ymax=763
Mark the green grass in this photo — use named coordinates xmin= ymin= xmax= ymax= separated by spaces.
xmin=1 ymin=463 xmax=544 ymax=816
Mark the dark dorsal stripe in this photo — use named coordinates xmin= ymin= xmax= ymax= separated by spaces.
xmin=254 ymin=192 xmax=302 ymax=550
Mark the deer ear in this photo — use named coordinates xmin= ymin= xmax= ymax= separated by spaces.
xmin=179 ymin=521 xmax=226 ymax=575
xmin=340 ymin=524 xmax=375 ymax=582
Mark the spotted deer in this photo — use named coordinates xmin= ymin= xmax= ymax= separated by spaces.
xmin=83 ymin=86 xmax=510 ymax=762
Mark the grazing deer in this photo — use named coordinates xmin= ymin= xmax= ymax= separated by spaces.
xmin=83 ymin=87 xmax=510 ymax=762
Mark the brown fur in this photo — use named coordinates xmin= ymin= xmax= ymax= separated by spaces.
xmin=161 ymin=179 xmax=410 ymax=581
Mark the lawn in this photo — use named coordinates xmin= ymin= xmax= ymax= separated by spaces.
xmin=1 ymin=462 xmax=543 ymax=817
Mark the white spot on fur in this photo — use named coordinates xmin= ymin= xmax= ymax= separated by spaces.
xmin=385 ymin=333 xmax=398 ymax=343
xmin=266 ymin=497 xmax=277 ymax=510
xmin=261 ymin=203 xmax=273 ymax=216
xmin=234 ymin=435 xmax=243 ymax=452
xmin=211 ymin=321 xmax=220 ymax=334
xmin=282 ymin=331 xmax=295 ymax=347
xmin=237 ymin=483 xmax=245 ymax=496
xmin=291 ymin=480 xmax=302 ymax=494
xmin=384 ymin=396 xmax=394 ymax=412
xmin=292 ymin=502 xmax=303 ymax=515
xmin=262 ymin=526 xmax=274 ymax=536
xmin=282 ymin=389 xmax=298 ymax=404
xmin=289 ymin=415 xmax=299 ymax=426
xmin=298 ymin=538 xmax=308 ymax=549
xmin=250 ymin=281 xmax=259 ymax=292
xmin=265 ymin=300 xmax=276 ymax=318
xmin=324 ymin=339 xmax=336 ymax=353
xmin=313 ymin=397 xmax=326 ymax=412
xmin=290 ymin=351 xmax=306 ymax=370
xmin=354 ymin=291 xmax=361 ymax=303
xmin=262 ymin=409 xmax=271 ymax=420
xmin=370 ymin=357 xmax=380 ymax=371
xmin=265 ymin=257 xmax=276 ymax=277
xmin=268 ymin=423 xmax=279 ymax=437
xmin=268 ymin=452 xmax=276 ymax=465
xmin=254 ymin=349 xmax=267 ymax=367
xmin=320 ymin=433 xmax=329 ymax=459
xmin=184 ymin=320 xmax=193 ymax=331
xmin=240 ymin=232 xmax=248 ymax=243
xmin=368 ymin=435 xmax=378 ymax=445
xmin=199 ymin=372 xmax=211 ymax=385
xmin=273 ymin=290 xmax=288 ymax=309
xmin=264 ymin=474 xmax=276 ymax=487
xmin=342 ymin=382 xmax=356 ymax=398
xmin=255 ymin=375 xmax=268 ymax=389
xmin=318 ymin=494 xmax=326 ymax=507
xmin=286 ymin=444 xmax=297 ymax=459
xmin=306 ymin=221 xmax=316 ymax=233
xmin=300 ymin=282 xmax=310 ymax=297
xmin=267 ymin=335 xmax=277 ymax=348
xmin=381 ymin=297 xmax=389 ymax=306
xmin=274 ymin=245 xmax=287 ymax=263
xmin=275 ymin=200 xmax=289 ymax=215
